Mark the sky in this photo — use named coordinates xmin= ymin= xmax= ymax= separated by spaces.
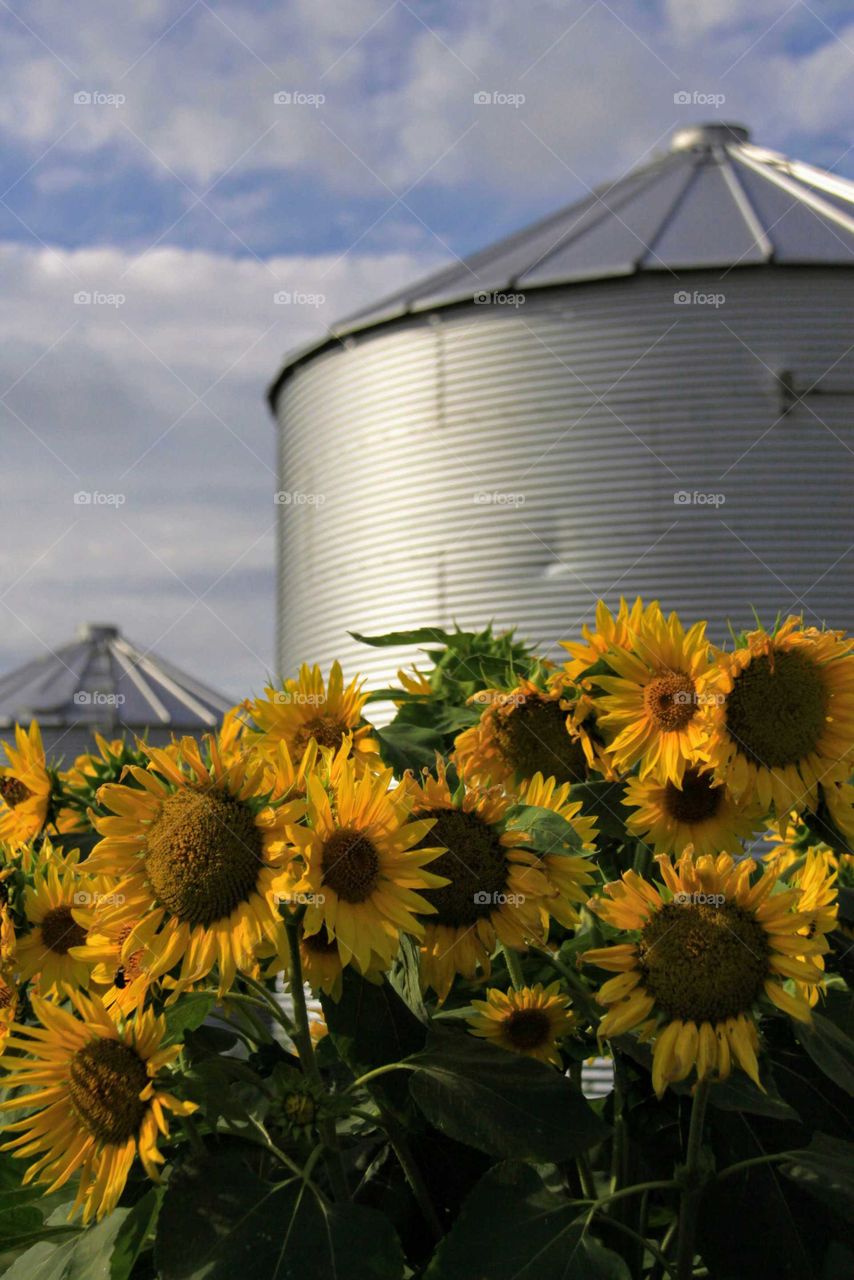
xmin=2 ymin=0 xmax=853 ymax=701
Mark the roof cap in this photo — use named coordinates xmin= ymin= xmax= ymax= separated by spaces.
xmin=670 ymin=122 xmax=750 ymax=150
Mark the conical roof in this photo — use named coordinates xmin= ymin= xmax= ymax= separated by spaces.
xmin=0 ymin=624 xmax=232 ymax=732
xmin=269 ymin=122 xmax=854 ymax=403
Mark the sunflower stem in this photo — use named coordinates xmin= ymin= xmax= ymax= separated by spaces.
xmin=530 ymin=946 xmax=600 ymax=1023
xmin=675 ymin=1077 xmax=711 ymax=1280
xmin=284 ymin=922 xmax=350 ymax=1203
xmin=500 ymin=942 xmax=526 ymax=989
xmin=238 ymin=974 xmax=297 ymax=1036
xmin=715 ymin=1150 xmax=796 ymax=1181
xmin=345 ymin=1062 xmax=418 ymax=1093
xmin=378 ymin=1102 xmax=444 ymax=1241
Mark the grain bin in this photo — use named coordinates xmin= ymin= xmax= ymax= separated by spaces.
xmin=269 ymin=123 xmax=854 ymax=686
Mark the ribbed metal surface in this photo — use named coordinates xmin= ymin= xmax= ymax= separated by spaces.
xmin=0 ymin=623 xmax=231 ymax=753
xmin=276 ymin=267 xmax=854 ymax=688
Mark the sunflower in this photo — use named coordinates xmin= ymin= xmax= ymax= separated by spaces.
xmin=454 ymin=677 xmax=593 ymax=791
xmin=707 ymin=618 xmax=854 ymax=813
xmin=0 ymin=966 xmax=17 ymax=1051
xmin=56 ymin=734 xmax=143 ymax=834
xmin=622 ymin=767 xmax=765 ymax=857
xmin=248 ymin=662 xmax=379 ymax=771
xmin=785 ymin=849 xmax=839 ymax=1006
xmin=283 ymin=746 xmax=446 ymax=974
xmin=465 ymin=982 xmax=575 ymax=1066
xmin=583 ymin=851 xmax=828 ymax=1095
xmin=0 ymin=992 xmax=196 ymax=1222
xmin=595 ymin=606 xmax=718 ymax=786
xmin=86 ymin=732 xmax=308 ymax=997
xmin=516 ymin=771 xmax=598 ymax=929
xmin=15 ymin=848 xmax=109 ymax=997
xmin=0 ymin=722 xmax=53 ymax=851
xmin=69 ymin=883 xmax=159 ymax=1014
xmin=400 ymin=760 xmax=552 ymax=1000
xmin=561 ymin=596 xmax=649 ymax=681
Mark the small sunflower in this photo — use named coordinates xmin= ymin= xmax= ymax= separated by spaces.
xmin=248 ymin=662 xmax=379 ymax=771
xmin=283 ymin=746 xmax=446 ymax=974
xmin=15 ymin=848 xmax=109 ymax=997
xmin=561 ymin=596 xmax=649 ymax=681
xmin=87 ymin=732 xmax=308 ymax=996
xmin=517 ymin=771 xmax=598 ymax=929
xmin=0 ymin=992 xmax=196 ymax=1222
xmin=69 ymin=883 xmax=159 ymax=1014
xmin=583 ymin=851 xmax=829 ymax=1095
xmin=466 ymin=982 xmax=575 ymax=1066
xmin=401 ymin=760 xmax=552 ymax=1001
xmin=0 ymin=723 xmax=53 ymax=851
xmin=454 ymin=678 xmax=592 ymax=791
xmin=785 ymin=849 xmax=839 ymax=1006
xmin=707 ymin=618 xmax=854 ymax=813
xmin=622 ymin=767 xmax=764 ymax=857
xmin=595 ymin=606 xmax=718 ymax=786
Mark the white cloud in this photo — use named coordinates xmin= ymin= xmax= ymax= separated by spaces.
xmin=0 ymin=239 xmax=436 ymax=695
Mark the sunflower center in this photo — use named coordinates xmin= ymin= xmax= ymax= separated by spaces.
xmin=418 ymin=808 xmax=510 ymax=926
xmin=663 ymin=770 xmax=724 ymax=825
xmin=639 ymin=901 xmax=769 ymax=1023
xmin=293 ymin=716 xmax=348 ymax=754
xmin=40 ymin=905 xmax=86 ymax=955
xmin=0 ymin=777 xmax=31 ymax=807
xmin=284 ymin=1091 xmax=317 ymax=1126
xmin=145 ymin=789 xmax=262 ymax=928
xmin=321 ymin=828 xmax=380 ymax=903
xmin=68 ymin=1038 xmax=149 ymax=1144
xmin=504 ymin=1006 xmax=552 ymax=1051
xmin=494 ymin=696 xmax=587 ymax=784
xmin=643 ymin=673 xmax=696 ymax=731
xmin=725 ymin=649 xmax=829 ymax=769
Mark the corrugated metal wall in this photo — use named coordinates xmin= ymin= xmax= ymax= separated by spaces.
xmin=276 ymin=268 xmax=854 ymax=687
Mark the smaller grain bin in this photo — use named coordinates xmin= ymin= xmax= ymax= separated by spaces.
xmin=269 ymin=123 xmax=854 ymax=688
xmin=0 ymin=623 xmax=231 ymax=762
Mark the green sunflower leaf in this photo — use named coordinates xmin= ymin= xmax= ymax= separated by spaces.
xmin=408 ymin=1028 xmax=608 ymax=1160
xmin=423 ymin=1161 xmax=628 ymax=1280
xmin=781 ymin=1133 xmax=854 ymax=1219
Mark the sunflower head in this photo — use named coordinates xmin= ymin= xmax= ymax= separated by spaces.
xmin=583 ymin=850 xmax=831 ymax=1095
xmin=0 ymin=992 xmax=196 ymax=1222
xmin=248 ymin=662 xmax=379 ymax=770
xmin=622 ymin=767 xmax=764 ymax=858
xmin=0 ymin=723 xmax=53 ymax=852
xmin=15 ymin=846 xmax=111 ymax=998
xmin=466 ymin=982 xmax=575 ymax=1066
xmin=708 ymin=618 xmax=854 ymax=813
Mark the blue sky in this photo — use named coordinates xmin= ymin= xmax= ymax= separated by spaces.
xmin=1 ymin=0 xmax=853 ymax=706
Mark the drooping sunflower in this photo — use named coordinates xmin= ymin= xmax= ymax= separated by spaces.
xmin=622 ymin=767 xmax=765 ymax=857
xmin=784 ymin=849 xmax=839 ymax=1006
xmin=400 ymin=760 xmax=552 ymax=1000
xmin=275 ymin=924 xmax=386 ymax=1000
xmin=561 ymin=596 xmax=649 ymax=681
xmin=248 ymin=662 xmax=379 ymax=771
xmin=0 ymin=992 xmax=196 ymax=1222
xmin=595 ymin=606 xmax=718 ymax=786
xmin=15 ymin=848 xmax=109 ymax=997
xmin=583 ymin=851 xmax=829 ymax=1095
xmin=465 ymin=982 xmax=575 ymax=1066
xmin=707 ymin=618 xmax=854 ymax=813
xmin=0 ymin=722 xmax=53 ymax=851
xmin=516 ymin=771 xmax=598 ymax=929
xmin=453 ymin=677 xmax=594 ymax=792
xmin=283 ymin=746 xmax=446 ymax=974
xmin=86 ymin=732 xmax=308 ymax=996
